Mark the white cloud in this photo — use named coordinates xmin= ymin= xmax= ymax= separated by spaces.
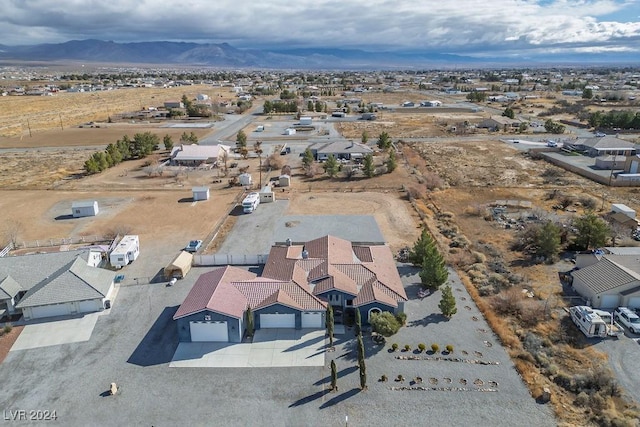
xmin=1 ymin=0 xmax=638 ymax=57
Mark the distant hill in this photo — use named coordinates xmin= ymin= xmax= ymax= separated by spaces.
xmin=0 ymin=39 xmax=496 ymax=69
xmin=0 ymin=39 xmax=637 ymax=69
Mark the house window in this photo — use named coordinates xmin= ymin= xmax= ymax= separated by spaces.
xmin=204 ymin=315 xmax=211 ymax=321
xmin=346 ymin=300 xmax=353 ymax=306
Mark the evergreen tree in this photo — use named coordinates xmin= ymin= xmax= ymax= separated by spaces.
xmin=246 ymin=306 xmax=254 ymax=338
xmin=302 ymin=148 xmax=314 ymax=170
xmin=106 ymin=143 xmax=123 ymax=165
xmin=573 ymin=212 xmax=610 ymax=251
xmin=503 ymin=107 xmax=515 ymax=119
xmin=439 ymin=285 xmax=457 ymax=318
xmin=330 ymin=359 xmax=338 ymax=391
xmin=361 ymin=131 xmax=368 ymax=144
xmin=534 ymin=221 xmax=562 ymax=261
xmin=377 ymin=131 xmax=392 ymax=151
xmin=163 ymin=134 xmax=173 ymax=151
xmin=363 ymin=154 xmax=375 ymax=178
xmin=355 ymin=309 xmax=362 ymax=337
xmin=326 ymin=304 xmax=334 ymax=347
xmin=385 ymin=150 xmax=397 ymax=173
xmin=357 ymin=333 xmax=367 ymax=389
xmin=236 ymin=130 xmax=247 ymax=148
xmin=323 ymin=155 xmax=339 ymax=178
xmin=84 ymin=157 xmax=100 ymax=174
xmin=412 ymin=230 xmax=448 ymax=290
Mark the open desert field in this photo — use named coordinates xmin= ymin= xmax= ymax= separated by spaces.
xmin=0 ymin=187 xmax=240 ymax=252
xmin=0 ymin=84 xmax=234 ymax=138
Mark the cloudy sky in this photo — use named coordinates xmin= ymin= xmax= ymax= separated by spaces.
xmin=3 ymin=0 xmax=640 ymax=57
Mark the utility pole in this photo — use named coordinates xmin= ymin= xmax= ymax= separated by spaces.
xmin=26 ymin=119 xmax=32 ymax=137
xmin=59 ymin=113 xmax=64 ymax=130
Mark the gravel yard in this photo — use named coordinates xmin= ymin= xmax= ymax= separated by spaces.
xmin=0 ymin=263 xmax=555 ymax=426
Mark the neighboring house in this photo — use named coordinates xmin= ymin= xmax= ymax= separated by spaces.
xmin=569 ymin=136 xmax=636 ymax=157
xmin=174 ymin=235 xmax=407 ymax=342
xmin=420 ymin=100 xmax=442 ymax=107
xmin=170 ymin=144 xmax=230 ymax=167
xmin=477 ymin=116 xmax=521 ymax=130
xmin=572 ymin=250 xmax=640 ymax=308
xmin=309 ymin=140 xmax=373 ymax=161
xmin=164 ymin=100 xmax=184 ymax=109
xmin=0 ymin=250 xmax=115 ymax=320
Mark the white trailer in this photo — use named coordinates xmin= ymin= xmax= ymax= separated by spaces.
xmin=109 ymin=235 xmax=140 ymax=269
xmin=242 ymin=192 xmax=260 ymax=214
xmin=611 ymin=203 xmax=636 ymax=219
xmin=569 ymin=306 xmax=622 ymax=338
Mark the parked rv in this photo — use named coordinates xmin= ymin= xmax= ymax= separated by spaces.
xmin=242 ymin=192 xmax=260 ymax=213
xmin=569 ymin=306 xmax=622 ymax=338
xmin=109 ymin=235 xmax=140 ymax=269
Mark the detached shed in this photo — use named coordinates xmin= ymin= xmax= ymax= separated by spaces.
xmin=192 ymin=186 xmax=210 ymax=201
xmin=279 ymin=175 xmax=291 ymax=187
xmin=164 ymin=251 xmax=193 ymax=280
xmin=72 ymin=200 xmax=99 ymax=218
xmin=260 ymin=185 xmax=275 ymax=203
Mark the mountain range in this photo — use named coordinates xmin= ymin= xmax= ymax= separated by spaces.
xmin=0 ymin=39 xmax=637 ymax=69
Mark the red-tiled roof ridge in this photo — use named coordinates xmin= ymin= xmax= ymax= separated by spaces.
xmin=364 ymin=245 xmax=408 ymax=300
xmin=353 ymin=280 xmax=398 ymax=308
xmin=333 ymin=264 xmax=375 ymax=286
xmin=353 ymin=246 xmax=373 ymax=262
xmin=281 ymin=281 xmax=327 ymax=311
xmin=304 ymin=235 xmax=355 ymax=263
xmin=255 ymin=288 xmax=304 ymax=311
xmin=327 ymin=264 xmax=359 ymax=295
xmin=173 ymin=266 xmax=255 ymax=319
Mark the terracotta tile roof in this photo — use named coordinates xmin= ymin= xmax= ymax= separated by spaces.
xmin=333 ymin=264 xmax=375 ymax=285
xmin=173 ymin=266 xmax=255 ymax=320
xmin=353 ymin=246 xmax=373 ymax=262
xmin=308 ymin=260 xmax=328 ymax=281
xmin=325 ymin=264 xmax=359 ymax=295
xmin=286 ymin=246 xmax=303 ymax=259
xmin=304 ymin=235 xmax=355 ymax=263
xmin=262 ymin=246 xmax=297 ymax=281
xmin=353 ymin=280 xmax=398 ymax=308
xmin=254 ymin=289 xmax=304 ymax=311
xmin=311 ymin=277 xmax=334 ymax=295
xmin=231 ymin=279 xmax=326 ymax=311
xmin=364 ymin=245 xmax=408 ymax=301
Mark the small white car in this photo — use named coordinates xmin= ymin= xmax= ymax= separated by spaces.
xmin=185 ymin=240 xmax=203 ymax=253
xmin=614 ymin=307 xmax=640 ymax=334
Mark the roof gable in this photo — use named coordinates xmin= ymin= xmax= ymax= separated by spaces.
xmin=254 ymin=289 xmax=303 ymax=311
xmin=0 ymin=275 xmax=22 ymax=300
xmin=16 ymin=258 xmax=114 ymax=308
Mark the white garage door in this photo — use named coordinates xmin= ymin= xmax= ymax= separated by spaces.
xmin=301 ymin=312 xmax=322 ymax=328
xmin=628 ymin=297 xmax=640 ymax=309
xmin=260 ymin=313 xmax=295 ymax=328
xmin=78 ymin=300 xmax=98 ymax=313
xmin=190 ymin=321 xmax=229 ymax=342
xmin=600 ymin=295 xmax=620 ymax=309
xmin=30 ymin=303 xmax=71 ymax=319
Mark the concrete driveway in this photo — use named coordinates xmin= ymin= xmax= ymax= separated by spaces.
xmin=10 ymin=312 xmax=101 ymax=351
xmin=170 ymin=329 xmax=325 ymax=368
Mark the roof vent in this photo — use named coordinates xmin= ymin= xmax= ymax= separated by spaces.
xmin=302 ymin=250 xmax=309 ymax=259
xmin=286 ymin=238 xmax=292 ymax=246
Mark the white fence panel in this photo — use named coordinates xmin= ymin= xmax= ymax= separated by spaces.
xmin=194 ymin=254 xmax=269 ymax=266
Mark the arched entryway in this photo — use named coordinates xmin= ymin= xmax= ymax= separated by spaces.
xmin=368 ymin=307 xmax=382 ymax=322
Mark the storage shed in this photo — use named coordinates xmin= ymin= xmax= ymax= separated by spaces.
xmin=192 ymin=186 xmax=210 ymax=201
xmin=284 ymin=128 xmax=296 ymax=135
xmin=260 ymin=185 xmax=275 ymax=203
xmin=238 ymin=173 xmax=252 ymax=187
xmin=279 ymin=175 xmax=291 ymax=187
xmin=300 ymin=116 xmax=312 ymax=126
xmin=164 ymin=251 xmax=193 ymax=280
xmin=72 ymin=200 xmax=99 ymax=218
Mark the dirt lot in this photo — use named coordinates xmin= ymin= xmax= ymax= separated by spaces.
xmin=0 ymin=85 xmax=234 ymax=137
xmin=285 ymin=192 xmax=422 ymax=252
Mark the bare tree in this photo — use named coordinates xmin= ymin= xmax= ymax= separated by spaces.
xmin=3 ymin=221 xmax=24 ymax=247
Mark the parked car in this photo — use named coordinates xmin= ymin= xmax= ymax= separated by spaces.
xmin=185 ymin=240 xmax=203 ymax=253
xmin=614 ymin=307 xmax=640 ymax=333
xmin=168 ymin=278 xmax=178 ymax=286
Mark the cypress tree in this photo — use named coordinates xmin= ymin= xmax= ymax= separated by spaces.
xmin=330 ymin=360 xmax=338 ymax=391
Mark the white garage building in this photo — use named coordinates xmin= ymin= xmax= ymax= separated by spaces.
xmin=572 ymin=248 xmax=640 ymax=309
xmin=0 ymin=249 xmax=115 ymax=321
